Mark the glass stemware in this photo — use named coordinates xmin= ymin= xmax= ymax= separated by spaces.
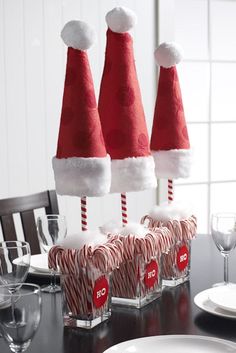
xmin=0 ymin=283 xmax=42 ymax=353
xmin=211 ymin=212 xmax=236 ymax=286
xmin=37 ymin=214 xmax=67 ymax=293
xmin=0 ymin=241 xmax=31 ymax=292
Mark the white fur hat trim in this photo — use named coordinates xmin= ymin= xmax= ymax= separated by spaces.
xmin=110 ymin=155 xmax=157 ymax=193
xmin=61 ymin=20 xmax=96 ymax=50
xmin=52 ymin=155 xmax=111 ymax=197
xmin=152 ymin=149 xmax=191 ymax=179
xmin=155 ymin=42 xmax=183 ymax=68
xmin=106 ymin=6 xmax=137 ymax=33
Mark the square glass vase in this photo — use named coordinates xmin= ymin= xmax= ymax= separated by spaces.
xmin=61 ymin=267 xmax=111 ymax=329
xmin=111 ymin=255 xmax=162 ymax=308
xmin=162 ymin=240 xmax=191 ymax=287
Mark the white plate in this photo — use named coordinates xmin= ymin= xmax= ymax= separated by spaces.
xmin=29 ymin=253 xmax=60 ymax=277
xmin=29 ymin=267 xmax=60 ymax=277
xmin=29 ymin=267 xmax=50 ymax=277
xmin=194 ymin=288 xmax=236 ymax=319
xmin=103 ymin=335 xmax=236 ymax=353
xmin=208 ymin=284 xmax=236 ymax=313
xmin=30 ymin=253 xmax=49 ymax=273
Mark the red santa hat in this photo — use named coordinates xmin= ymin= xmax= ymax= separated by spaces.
xmin=98 ymin=7 xmax=157 ymax=193
xmin=150 ymin=42 xmax=191 ymax=179
xmin=52 ymin=21 xmax=111 ymax=197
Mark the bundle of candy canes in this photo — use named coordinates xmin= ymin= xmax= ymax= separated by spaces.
xmin=101 ymin=223 xmax=173 ymax=300
xmin=141 ymin=204 xmax=197 ymax=280
xmin=48 ymin=232 xmax=123 ymax=320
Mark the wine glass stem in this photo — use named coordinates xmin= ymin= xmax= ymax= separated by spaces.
xmin=224 ymin=254 xmax=229 ymax=284
xmin=11 ymin=294 xmax=16 ymax=324
xmin=50 ymin=271 xmax=56 ymax=288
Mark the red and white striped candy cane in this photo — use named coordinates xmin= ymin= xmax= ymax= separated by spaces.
xmin=112 ymin=260 xmax=138 ymax=298
xmin=121 ymin=193 xmax=128 ymax=227
xmin=140 ymin=214 xmax=197 ymax=281
xmin=168 ymin=179 xmax=174 ymax=204
xmin=48 ymin=245 xmax=64 ymax=271
xmin=60 ymin=251 xmax=92 ymax=317
xmin=81 ymin=196 xmax=88 ymax=231
xmin=62 ymin=244 xmax=123 ymax=319
xmin=52 ymin=239 xmax=124 ymax=320
xmin=113 ymin=230 xmax=166 ymax=300
xmin=112 ymin=235 xmax=137 ymax=299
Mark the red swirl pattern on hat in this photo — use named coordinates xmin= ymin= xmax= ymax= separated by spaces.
xmin=138 ymin=133 xmax=148 ymax=149
xmin=98 ymin=29 xmax=151 ymax=160
xmin=56 ymin=48 xmax=107 ymax=159
xmin=151 ymin=66 xmax=190 ymax=151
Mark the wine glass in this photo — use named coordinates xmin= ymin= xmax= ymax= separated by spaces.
xmin=211 ymin=212 xmax=236 ymax=286
xmin=0 ymin=283 xmax=42 ymax=353
xmin=37 ymin=214 xmax=67 ymax=293
xmin=0 ymin=241 xmax=31 ymax=292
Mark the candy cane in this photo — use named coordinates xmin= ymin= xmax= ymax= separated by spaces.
xmin=112 ymin=260 xmax=138 ymax=298
xmin=62 ymin=260 xmax=98 ymax=318
xmin=81 ymin=196 xmax=88 ymax=231
xmin=168 ymin=179 xmax=174 ymax=203
xmin=121 ymin=193 xmax=128 ymax=226
xmin=111 ymin=235 xmax=138 ymax=298
xmin=143 ymin=215 xmax=197 ymax=281
xmin=112 ymin=237 xmax=139 ymax=299
xmin=112 ymin=228 xmax=170 ymax=301
xmin=50 ymin=238 xmax=123 ymax=321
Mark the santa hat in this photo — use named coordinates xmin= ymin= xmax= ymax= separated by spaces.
xmin=52 ymin=21 xmax=111 ymax=197
xmin=150 ymin=42 xmax=191 ymax=179
xmin=98 ymin=7 xmax=156 ymax=193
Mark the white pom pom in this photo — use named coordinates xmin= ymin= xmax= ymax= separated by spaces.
xmin=61 ymin=230 xmax=107 ymax=249
xmin=106 ymin=6 xmax=137 ymax=33
xmin=120 ymin=222 xmax=148 ymax=238
xmin=154 ymin=42 xmax=183 ymax=68
xmin=61 ymin=20 xmax=96 ymax=50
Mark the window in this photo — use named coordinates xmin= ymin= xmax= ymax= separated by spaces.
xmin=158 ymin=0 xmax=236 ymax=234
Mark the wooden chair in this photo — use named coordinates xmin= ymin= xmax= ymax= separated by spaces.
xmin=0 ymin=190 xmax=59 ymax=255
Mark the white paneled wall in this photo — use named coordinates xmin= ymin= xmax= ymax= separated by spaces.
xmin=0 ymin=0 xmax=157 ymax=234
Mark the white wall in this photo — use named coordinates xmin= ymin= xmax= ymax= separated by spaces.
xmin=0 ymin=0 xmax=157 ymax=234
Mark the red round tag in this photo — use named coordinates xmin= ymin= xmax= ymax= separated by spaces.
xmin=177 ymin=245 xmax=189 ymax=271
xmin=93 ymin=276 xmax=109 ymax=309
xmin=144 ymin=260 xmax=158 ymax=289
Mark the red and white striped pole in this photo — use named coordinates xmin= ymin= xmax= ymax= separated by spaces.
xmin=81 ymin=196 xmax=88 ymax=231
xmin=168 ymin=179 xmax=174 ymax=204
xmin=121 ymin=193 xmax=128 ymax=227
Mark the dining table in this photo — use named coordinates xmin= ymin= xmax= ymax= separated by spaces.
xmin=1 ymin=234 xmax=236 ymax=353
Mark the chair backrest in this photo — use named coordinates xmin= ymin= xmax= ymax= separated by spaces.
xmin=0 ymin=190 xmax=59 ymax=255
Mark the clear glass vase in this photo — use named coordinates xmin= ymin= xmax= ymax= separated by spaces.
xmin=162 ymin=240 xmax=191 ymax=287
xmin=112 ymin=255 xmax=162 ymax=308
xmin=61 ymin=267 xmax=111 ymax=329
